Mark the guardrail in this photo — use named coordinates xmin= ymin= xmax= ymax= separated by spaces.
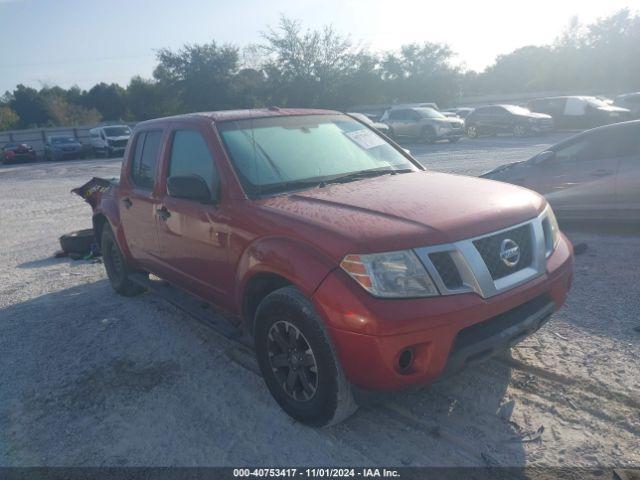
xmin=0 ymin=123 xmax=136 ymax=157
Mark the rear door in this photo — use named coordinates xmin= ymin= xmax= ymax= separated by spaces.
xmin=523 ymin=130 xmax=621 ymax=218
xmin=155 ymin=126 xmax=231 ymax=303
xmin=386 ymin=109 xmax=412 ymax=138
xmin=119 ymin=129 xmax=164 ymax=268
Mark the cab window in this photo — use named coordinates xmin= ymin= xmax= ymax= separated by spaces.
xmin=168 ymin=130 xmax=218 ymax=194
xmin=131 ymin=130 xmax=162 ymax=189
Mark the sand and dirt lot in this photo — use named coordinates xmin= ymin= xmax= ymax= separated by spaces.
xmin=0 ymin=135 xmax=638 ymax=467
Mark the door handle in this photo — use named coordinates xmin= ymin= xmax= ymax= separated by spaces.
xmin=156 ymin=206 xmax=171 ymax=220
xmin=122 ymin=197 xmax=132 ymax=209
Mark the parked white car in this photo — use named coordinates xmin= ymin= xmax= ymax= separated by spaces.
xmin=89 ymin=125 xmax=132 ymax=158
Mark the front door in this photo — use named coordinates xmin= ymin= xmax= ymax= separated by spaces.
xmin=613 ymin=125 xmax=640 ymax=220
xmin=524 ymin=131 xmax=620 ymax=218
xmin=155 ymin=127 xmax=231 ymax=303
xmin=119 ymin=129 xmax=164 ymax=269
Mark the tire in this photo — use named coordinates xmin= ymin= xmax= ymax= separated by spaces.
xmin=254 ymin=286 xmax=357 ymax=427
xmin=513 ymin=124 xmax=527 ymax=137
xmin=101 ymin=224 xmax=146 ymax=296
xmin=420 ymin=127 xmax=437 ymax=144
xmin=467 ymin=125 xmax=479 ymax=138
xmin=59 ymin=229 xmax=95 ymax=255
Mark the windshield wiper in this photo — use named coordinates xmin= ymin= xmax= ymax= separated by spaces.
xmin=257 ymin=179 xmax=327 ymax=196
xmin=323 ymin=168 xmax=415 ymax=186
xmin=256 ymin=169 xmax=415 ymax=197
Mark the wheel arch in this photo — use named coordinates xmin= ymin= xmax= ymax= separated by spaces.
xmin=92 ymin=204 xmax=135 ymax=264
xmin=235 ymin=236 xmax=337 ymax=334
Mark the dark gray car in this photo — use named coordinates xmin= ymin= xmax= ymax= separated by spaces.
xmin=45 ymin=136 xmax=84 ymax=161
xmin=482 ymin=121 xmax=640 ymax=222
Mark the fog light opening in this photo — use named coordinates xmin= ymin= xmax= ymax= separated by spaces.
xmin=398 ymin=348 xmax=414 ymax=372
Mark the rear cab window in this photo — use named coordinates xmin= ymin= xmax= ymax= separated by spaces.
xmin=130 ymin=130 xmax=163 ymax=189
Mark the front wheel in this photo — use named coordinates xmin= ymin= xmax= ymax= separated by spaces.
xmin=254 ymin=286 xmax=357 ymax=426
xmin=466 ymin=125 xmax=479 ymax=138
xmin=102 ymin=224 xmax=146 ymax=296
xmin=513 ymin=124 xmax=527 ymax=137
xmin=420 ymin=127 xmax=437 ymax=144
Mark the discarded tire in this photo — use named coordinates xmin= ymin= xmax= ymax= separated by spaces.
xmin=59 ymin=229 xmax=95 ymax=256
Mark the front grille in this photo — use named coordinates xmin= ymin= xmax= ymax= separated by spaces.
xmin=451 ymin=294 xmax=552 ymax=355
xmin=429 ymin=252 xmax=463 ymax=289
xmin=473 ymin=224 xmax=533 ymax=280
xmin=111 ymin=139 xmax=128 ymax=148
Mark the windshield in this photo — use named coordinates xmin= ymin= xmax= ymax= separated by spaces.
xmin=414 ymin=107 xmax=446 ymax=119
xmin=218 ymin=114 xmax=418 ymax=197
xmin=104 ymin=126 xmax=131 ymax=137
xmin=503 ymin=105 xmax=532 ymax=115
xmin=51 ymin=137 xmax=76 ymax=144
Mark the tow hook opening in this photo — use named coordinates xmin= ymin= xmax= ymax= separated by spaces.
xmin=398 ymin=348 xmax=414 ymax=373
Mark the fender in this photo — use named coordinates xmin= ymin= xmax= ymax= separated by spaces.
xmin=234 ymin=235 xmax=338 ymax=316
xmin=92 ymin=186 xmax=136 ymax=265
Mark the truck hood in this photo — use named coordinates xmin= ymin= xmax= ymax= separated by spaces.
xmin=258 ymin=171 xmax=545 ymax=255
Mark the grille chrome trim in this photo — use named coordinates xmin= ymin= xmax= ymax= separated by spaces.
xmin=414 ymin=211 xmax=548 ymax=299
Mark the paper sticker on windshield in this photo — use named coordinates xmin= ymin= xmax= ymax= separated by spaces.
xmin=345 ymin=129 xmax=386 ymax=149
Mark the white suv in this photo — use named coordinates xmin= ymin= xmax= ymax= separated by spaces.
xmin=89 ymin=125 xmax=132 ymax=158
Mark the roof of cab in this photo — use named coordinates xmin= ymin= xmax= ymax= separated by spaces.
xmin=134 ymin=107 xmax=340 ymax=129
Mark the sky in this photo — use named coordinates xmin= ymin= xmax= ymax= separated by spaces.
xmin=0 ymin=0 xmax=637 ymax=93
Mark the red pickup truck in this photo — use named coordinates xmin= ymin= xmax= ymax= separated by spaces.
xmin=82 ymin=108 xmax=573 ymax=426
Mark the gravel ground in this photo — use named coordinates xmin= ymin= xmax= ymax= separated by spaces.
xmin=0 ymin=135 xmax=638 ymax=468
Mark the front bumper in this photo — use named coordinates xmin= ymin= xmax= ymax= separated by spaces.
xmin=312 ymin=234 xmax=573 ymax=390
xmin=2 ymin=153 xmax=36 ymax=163
xmin=529 ymin=122 xmax=554 ymax=132
xmin=55 ymin=150 xmax=83 ymax=159
xmin=436 ymin=128 xmax=465 ymax=139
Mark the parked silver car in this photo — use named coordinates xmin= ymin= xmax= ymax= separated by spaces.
xmin=482 ymin=120 xmax=640 ymax=222
xmin=380 ymin=107 xmax=465 ymax=143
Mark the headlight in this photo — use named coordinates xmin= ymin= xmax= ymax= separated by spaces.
xmin=340 ymin=250 xmax=439 ymax=298
xmin=542 ymin=205 xmax=560 ymax=256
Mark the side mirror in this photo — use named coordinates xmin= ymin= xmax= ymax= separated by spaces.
xmin=167 ymin=175 xmax=215 ymax=203
xmin=532 ymin=150 xmax=555 ymax=164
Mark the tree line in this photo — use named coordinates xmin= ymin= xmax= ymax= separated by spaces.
xmin=1 ymin=9 xmax=638 ymax=131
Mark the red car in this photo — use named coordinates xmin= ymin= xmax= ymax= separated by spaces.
xmin=2 ymin=143 xmax=37 ymax=164
xmin=81 ymin=108 xmax=573 ymax=426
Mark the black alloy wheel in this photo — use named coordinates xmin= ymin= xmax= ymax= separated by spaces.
xmin=267 ymin=320 xmax=319 ymax=401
